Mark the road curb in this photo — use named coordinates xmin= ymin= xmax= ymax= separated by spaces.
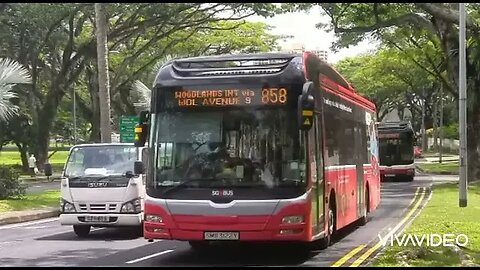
xmin=0 ymin=209 xmax=60 ymax=226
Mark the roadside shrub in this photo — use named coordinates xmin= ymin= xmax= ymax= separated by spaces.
xmin=0 ymin=166 xmax=26 ymax=199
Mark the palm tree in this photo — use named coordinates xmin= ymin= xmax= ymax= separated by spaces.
xmin=0 ymin=58 xmax=32 ymax=122
xmin=130 ymin=54 xmax=188 ymax=111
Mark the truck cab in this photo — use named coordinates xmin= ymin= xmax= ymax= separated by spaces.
xmin=59 ymin=143 xmax=145 ymax=237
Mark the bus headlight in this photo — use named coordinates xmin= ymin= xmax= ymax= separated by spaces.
xmin=121 ymin=198 xmax=142 ymax=213
xmin=145 ymin=214 xmax=163 ymax=223
xmin=282 ymin=215 xmax=304 ymax=224
xmin=61 ymin=199 xmax=76 ymax=213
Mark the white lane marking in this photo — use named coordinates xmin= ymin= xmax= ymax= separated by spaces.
xmin=126 ymin=249 xmax=174 ymax=264
xmin=0 ymin=217 xmax=59 ymax=230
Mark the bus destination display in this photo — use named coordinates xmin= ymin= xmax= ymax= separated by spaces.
xmin=173 ymin=87 xmax=288 ymax=107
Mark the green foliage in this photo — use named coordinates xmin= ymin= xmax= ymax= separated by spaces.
xmin=0 ymin=189 xmax=60 ymax=212
xmin=0 ymin=58 xmax=32 ymax=122
xmin=427 ymin=123 xmax=459 ymax=140
xmin=0 ymin=165 xmax=25 ymax=199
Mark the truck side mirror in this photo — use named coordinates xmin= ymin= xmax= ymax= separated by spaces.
xmin=298 ymin=81 xmax=315 ymax=131
xmin=44 ymin=163 xmax=52 ymax=177
xmin=134 ymin=160 xmax=145 ymax=175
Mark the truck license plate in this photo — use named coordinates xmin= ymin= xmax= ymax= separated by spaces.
xmin=84 ymin=216 xmax=109 ymax=222
xmin=204 ymin=232 xmax=239 ymax=240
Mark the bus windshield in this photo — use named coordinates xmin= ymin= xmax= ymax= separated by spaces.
xmin=152 ymin=108 xmax=306 ymax=189
xmin=379 ymin=136 xmax=414 ymax=166
xmin=64 ymin=145 xmax=137 ymax=178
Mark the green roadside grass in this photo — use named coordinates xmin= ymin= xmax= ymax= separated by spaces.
xmin=0 ymin=151 xmax=68 ymax=176
xmin=0 ymin=189 xmax=60 ymax=213
xmin=371 ymin=183 xmax=480 ymax=267
xmin=417 ymin=162 xmax=459 ymax=175
xmin=0 ymin=151 xmax=69 ymax=165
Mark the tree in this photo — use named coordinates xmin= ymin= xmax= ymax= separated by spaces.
xmin=0 ymin=58 xmax=31 ymax=122
xmin=0 ymin=3 xmax=281 ymax=165
xmin=293 ymin=3 xmax=480 ymax=178
xmin=95 ymin=3 xmax=112 ymax=143
xmin=336 ymin=47 xmax=443 ymax=128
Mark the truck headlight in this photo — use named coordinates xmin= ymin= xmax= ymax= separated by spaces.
xmin=121 ymin=198 xmax=142 ymax=213
xmin=61 ymin=199 xmax=76 ymax=213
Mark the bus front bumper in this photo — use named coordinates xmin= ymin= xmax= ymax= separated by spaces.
xmin=59 ymin=213 xmax=143 ymax=226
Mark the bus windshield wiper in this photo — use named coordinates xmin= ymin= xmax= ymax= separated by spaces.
xmin=162 ymin=178 xmax=221 ymax=195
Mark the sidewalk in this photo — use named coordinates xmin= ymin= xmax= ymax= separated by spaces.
xmin=0 ymin=207 xmax=60 ymax=226
xmin=19 ymin=173 xmax=62 ymax=183
xmin=415 ymin=155 xmax=459 ymax=164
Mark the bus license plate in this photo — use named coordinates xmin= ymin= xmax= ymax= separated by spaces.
xmin=385 ymin=174 xmax=395 ymax=177
xmin=84 ymin=216 xmax=109 ymax=223
xmin=204 ymin=232 xmax=239 ymax=240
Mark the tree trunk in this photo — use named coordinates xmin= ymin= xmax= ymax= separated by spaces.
xmin=16 ymin=142 xmax=29 ymax=172
xmin=36 ymin=86 xmax=65 ymax=169
xmin=95 ymin=3 xmax=112 ymax=143
xmin=467 ymin=103 xmax=480 ymax=180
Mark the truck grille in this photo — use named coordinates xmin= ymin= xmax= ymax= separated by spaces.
xmin=78 ymin=203 xmax=118 ymax=212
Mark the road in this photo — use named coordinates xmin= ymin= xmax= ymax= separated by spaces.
xmin=0 ymin=174 xmax=441 ymax=267
xmin=25 ymin=180 xmax=60 ymax=194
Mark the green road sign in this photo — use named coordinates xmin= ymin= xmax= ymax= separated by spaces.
xmin=119 ymin=115 xmax=139 ymax=143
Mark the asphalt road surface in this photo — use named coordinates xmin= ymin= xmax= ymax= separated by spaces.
xmin=0 ymin=174 xmax=439 ymax=267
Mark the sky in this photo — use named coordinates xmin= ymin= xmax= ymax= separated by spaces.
xmin=246 ymin=6 xmax=379 ymax=64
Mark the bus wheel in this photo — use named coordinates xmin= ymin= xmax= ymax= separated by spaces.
xmin=328 ymin=198 xmax=336 ymax=244
xmin=73 ymin=225 xmax=91 ymax=237
xmin=359 ymin=187 xmax=370 ymax=226
xmin=406 ymin=175 xmax=414 ymax=182
xmin=316 ymin=194 xmax=337 ymax=249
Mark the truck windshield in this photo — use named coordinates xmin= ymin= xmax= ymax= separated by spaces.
xmin=379 ymin=136 xmax=414 ymax=165
xmin=64 ymin=145 xmax=137 ymax=178
xmin=151 ymin=108 xmax=306 ymax=189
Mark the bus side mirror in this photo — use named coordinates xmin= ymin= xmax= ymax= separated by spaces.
xmin=298 ymin=81 xmax=315 ymax=131
xmin=134 ymin=110 xmax=150 ymax=147
xmin=44 ymin=163 xmax=52 ymax=177
xmin=134 ymin=161 xmax=144 ymax=175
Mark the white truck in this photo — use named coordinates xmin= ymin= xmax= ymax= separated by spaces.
xmin=59 ymin=143 xmax=145 ymax=237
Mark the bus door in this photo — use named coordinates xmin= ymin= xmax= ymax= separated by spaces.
xmin=354 ymin=122 xmax=366 ymax=219
xmin=307 ymin=113 xmax=325 ymax=236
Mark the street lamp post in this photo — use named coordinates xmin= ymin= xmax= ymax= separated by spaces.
xmin=439 ymin=82 xmax=443 ymax=164
xmin=73 ymin=83 xmax=77 ymax=145
xmin=459 ymin=3 xmax=468 ymax=207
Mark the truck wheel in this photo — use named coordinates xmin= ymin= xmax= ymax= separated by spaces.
xmin=73 ymin=225 xmax=91 ymax=237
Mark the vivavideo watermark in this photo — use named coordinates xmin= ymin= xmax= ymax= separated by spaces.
xmin=378 ymin=233 xmax=469 ymax=247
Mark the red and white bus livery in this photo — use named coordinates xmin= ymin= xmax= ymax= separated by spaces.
xmin=133 ymin=52 xmax=381 ymax=250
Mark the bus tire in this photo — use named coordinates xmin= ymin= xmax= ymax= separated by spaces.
xmin=73 ymin=225 xmax=91 ymax=237
xmin=324 ymin=193 xmax=337 ymax=247
xmin=406 ymin=175 xmax=414 ymax=182
xmin=359 ymin=186 xmax=370 ymax=226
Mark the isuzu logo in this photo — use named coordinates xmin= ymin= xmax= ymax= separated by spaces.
xmin=211 ymin=189 xmax=234 ymax=196
xmin=88 ymin=182 xmax=108 ymax=188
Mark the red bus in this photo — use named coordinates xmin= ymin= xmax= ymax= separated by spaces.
xmin=378 ymin=121 xmax=416 ymax=181
xmin=133 ymin=52 xmax=381 ymax=251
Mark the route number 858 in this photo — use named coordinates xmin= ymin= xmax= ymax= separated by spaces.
xmin=262 ymin=87 xmax=287 ymax=104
